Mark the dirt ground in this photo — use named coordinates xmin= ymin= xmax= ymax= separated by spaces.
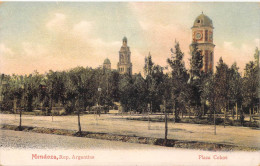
xmin=0 ymin=113 xmax=259 ymax=149
xmin=0 ymin=129 xmax=169 ymax=150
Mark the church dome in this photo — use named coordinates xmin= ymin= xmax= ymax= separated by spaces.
xmin=103 ymin=58 xmax=111 ymax=64
xmin=123 ymin=36 xmax=127 ymax=43
xmin=193 ymin=13 xmax=213 ymax=28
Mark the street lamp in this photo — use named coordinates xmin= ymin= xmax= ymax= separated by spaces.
xmin=95 ymin=87 xmax=102 ymax=123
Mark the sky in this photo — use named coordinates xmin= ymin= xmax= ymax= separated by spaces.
xmin=0 ymin=2 xmax=259 ymax=75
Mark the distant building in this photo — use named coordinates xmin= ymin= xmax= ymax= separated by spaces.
xmin=190 ymin=12 xmax=215 ymax=73
xmin=103 ymin=58 xmax=111 ymax=70
xmin=117 ymin=37 xmax=132 ymax=75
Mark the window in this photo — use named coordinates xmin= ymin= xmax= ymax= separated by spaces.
xmin=205 ymin=30 xmax=208 ymax=41
xmin=205 ymin=50 xmax=209 ymax=72
xmin=197 ymin=20 xmax=200 ymax=23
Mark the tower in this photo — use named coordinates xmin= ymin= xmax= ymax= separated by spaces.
xmin=118 ymin=37 xmax=132 ymax=75
xmin=190 ymin=12 xmax=215 ymax=73
xmin=103 ymin=58 xmax=111 ymax=70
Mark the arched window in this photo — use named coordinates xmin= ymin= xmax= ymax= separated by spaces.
xmin=205 ymin=30 xmax=208 ymax=41
xmin=205 ymin=50 xmax=209 ymax=72
xmin=210 ymin=52 xmax=213 ymax=62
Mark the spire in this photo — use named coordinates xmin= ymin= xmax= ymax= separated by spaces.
xmin=148 ymin=51 xmax=151 ymax=57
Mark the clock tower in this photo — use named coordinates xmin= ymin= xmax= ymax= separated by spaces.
xmin=190 ymin=12 xmax=215 ymax=73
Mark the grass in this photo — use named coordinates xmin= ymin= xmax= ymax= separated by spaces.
xmin=1 ymin=124 xmax=259 ymax=151
xmin=126 ymin=116 xmax=260 ymax=128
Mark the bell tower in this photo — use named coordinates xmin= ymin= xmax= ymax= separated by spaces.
xmin=117 ymin=37 xmax=132 ymax=75
xmin=190 ymin=12 xmax=215 ymax=73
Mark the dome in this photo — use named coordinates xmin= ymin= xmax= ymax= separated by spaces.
xmin=103 ymin=58 xmax=111 ymax=64
xmin=193 ymin=13 xmax=213 ymax=28
xmin=123 ymin=36 xmax=127 ymax=43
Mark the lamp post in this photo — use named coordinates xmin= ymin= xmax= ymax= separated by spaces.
xmin=98 ymin=87 xmax=101 ymax=114
xmin=95 ymin=87 xmax=101 ymax=124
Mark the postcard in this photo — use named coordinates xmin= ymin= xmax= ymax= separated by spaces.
xmin=0 ymin=1 xmax=259 ymax=166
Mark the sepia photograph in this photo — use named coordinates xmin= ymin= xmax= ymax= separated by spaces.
xmin=0 ymin=1 xmax=259 ymax=165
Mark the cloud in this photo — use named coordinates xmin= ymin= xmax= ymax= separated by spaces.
xmin=1 ymin=12 xmax=124 ymax=75
xmin=129 ymin=2 xmax=258 ymax=74
xmin=22 ymin=42 xmax=48 ymax=58
xmin=129 ymin=2 xmax=191 ymax=72
xmin=215 ymin=41 xmax=256 ymax=73
xmin=72 ymin=21 xmax=93 ymax=38
xmin=46 ymin=13 xmax=67 ymax=32
xmin=0 ymin=43 xmax=14 ymax=58
xmin=1 ymin=5 xmax=258 ymax=75
xmin=223 ymin=41 xmax=234 ymax=50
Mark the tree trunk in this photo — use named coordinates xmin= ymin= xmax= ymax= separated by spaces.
xmin=250 ymin=107 xmax=252 ymax=122
xmin=231 ymin=107 xmax=235 ymax=121
xmin=14 ymin=98 xmax=17 ymax=119
xmin=19 ymin=109 xmax=22 ymax=131
xmin=78 ymin=109 xmax=81 ymax=134
xmin=236 ymin=102 xmax=238 ymax=120
xmin=223 ymin=108 xmax=225 ymax=128
xmin=50 ymin=98 xmax=53 ymax=122
xmin=148 ymin=103 xmax=151 ymax=130
xmin=14 ymin=98 xmax=17 ymax=113
xmin=214 ymin=108 xmax=216 ymax=135
xmin=164 ymin=110 xmax=168 ymax=146
xmin=174 ymin=100 xmax=177 ymax=122
xmin=41 ymin=101 xmax=43 ymax=113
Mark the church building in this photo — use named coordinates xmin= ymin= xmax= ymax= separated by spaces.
xmin=117 ymin=37 xmax=133 ymax=75
xmin=190 ymin=12 xmax=215 ymax=73
xmin=103 ymin=58 xmax=111 ymax=70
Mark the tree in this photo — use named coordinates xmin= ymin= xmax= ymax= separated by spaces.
xmin=228 ymin=63 xmax=242 ymax=120
xmin=242 ymin=60 xmax=258 ymax=122
xmin=144 ymin=53 xmax=166 ymax=113
xmin=167 ymin=41 xmax=189 ymax=121
xmin=23 ymin=72 xmax=43 ymax=112
xmin=189 ymin=42 xmax=204 ymax=117
xmin=98 ymin=70 xmax=120 ymax=111
xmin=201 ymin=73 xmax=217 ymax=134
xmin=144 ymin=53 xmax=154 ymax=114
xmin=9 ymin=75 xmax=25 ymax=130
xmin=46 ymin=71 xmax=66 ymax=115
xmin=161 ymin=73 xmax=172 ymax=145
xmin=132 ymin=74 xmax=147 ymax=113
xmin=64 ymin=67 xmax=98 ymax=134
xmin=0 ymin=74 xmax=13 ymax=112
xmin=215 ymin=57 xmax=229 ymax=127
xmin=118 ymin=74 xmax=134 ymax=112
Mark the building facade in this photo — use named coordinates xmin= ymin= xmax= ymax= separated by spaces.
xmin=190 ymin=13 xmax=215 ymax=73
xmin=117 ymin=37 xmax=132 ymax=75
